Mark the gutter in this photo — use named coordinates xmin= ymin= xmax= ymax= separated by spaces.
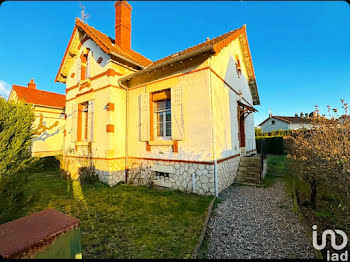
xmin=111 ymin=51 xmax=146 ymax=70
xmin=119 ymin=45 xmax=215 ymax=84
xmin=208 ymin=56 xmax=219 ymax=197
xmin=118 ymin=78 xmax=129 ymax=183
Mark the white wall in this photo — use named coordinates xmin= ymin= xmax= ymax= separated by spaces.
xmin=260 ymin=118 xmax=289 ymax=133
xmin=210 ymin=38 xmax=257 ymax=159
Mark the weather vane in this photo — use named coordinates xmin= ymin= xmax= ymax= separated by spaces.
xmin=80 ymin=2 xmax=90 ymax=23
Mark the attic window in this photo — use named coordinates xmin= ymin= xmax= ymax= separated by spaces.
xmin=235 ymin=55 xmax=242 ymax=78
xmin=272 ymin=120 xmax=275 ymax=126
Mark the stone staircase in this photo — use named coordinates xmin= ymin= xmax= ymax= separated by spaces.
xmin=235 ymin=156 xmax=263 ymax=186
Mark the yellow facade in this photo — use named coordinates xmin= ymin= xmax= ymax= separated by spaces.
xmin=8 ymin=88 xmax=65 ymax=157
xmin=56 ymin=11 xmax=260 ymax=195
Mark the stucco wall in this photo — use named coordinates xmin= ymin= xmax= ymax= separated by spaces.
xmin=210 ymin=38 xmax=257 ymax=159
xmin=260 ymin=118 xmax=289 ymax=133
xmin=63 ymin=33 xmax=133 ymax=179
xmin=31 ymin=105 xmax=65 ymax=156
xmin=126 ymin=64 xmax=213 ymax=162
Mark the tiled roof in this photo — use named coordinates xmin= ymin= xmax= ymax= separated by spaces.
xmin=149 ymin=26 xmax=245 ymax=68
xmin=75 ymin=18 xmax=152 ymax=67
xmin=273 ymin=116 xmax=313 ymax=124
xmin=12 ymin=85 xmax=66 ymax=108
xmin=259 ymin=116 xmax=313 ymax=126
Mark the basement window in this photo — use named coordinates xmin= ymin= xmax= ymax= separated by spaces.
xmin=154 ymin=171 xmax=169 ymax=179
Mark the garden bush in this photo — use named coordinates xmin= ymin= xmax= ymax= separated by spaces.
xmin=0 ymin=98 xmax=35 ymax=223
xmin=256 ymin=136 xmax=285 ymax=155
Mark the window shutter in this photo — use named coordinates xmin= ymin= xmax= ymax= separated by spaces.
xmin=86 ymin=52 xmax=91 ymax=79
xmin=171 ymin=86 xmax=184 ymax=140
xmin=77 ymin=59 xmax=81 ymax=83
xmin=140 ymin=93 xmax=150 ymax=141
xmin=71 ymin=104 xmax=77 ymax=142
xmin=87 ymin=100 xmax=94 ymax=142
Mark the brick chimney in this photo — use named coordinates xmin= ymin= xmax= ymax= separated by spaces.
xmin=28 ymin=79 xmax=36 ymax=89
xmin=114 ymin=1 xmax=132 ymax=51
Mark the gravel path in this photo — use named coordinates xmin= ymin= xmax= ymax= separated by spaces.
xmin=206 ymin=181 xmax=315 ymax=259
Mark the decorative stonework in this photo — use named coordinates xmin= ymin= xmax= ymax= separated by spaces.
xmin=62 ymin=155 xmax=241 ymax=195
xmin=62 ymin=156 xmax=125 ymax=186
xmin=217 ymin=156 xmax=240 ymax=193
xmin=127 ymin=158 xmax=215 ymax=195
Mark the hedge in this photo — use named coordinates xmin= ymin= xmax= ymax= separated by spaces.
xmin=256 ymin=136 xmax=285 ymax=155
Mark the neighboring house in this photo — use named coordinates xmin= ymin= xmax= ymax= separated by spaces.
xmin=258 ymin=114 xmax=313 ymax=133
xmin=8 ymin=79 xmax=66 ymax=157
xmin=55 ymin=1 xmax=260 ymax=196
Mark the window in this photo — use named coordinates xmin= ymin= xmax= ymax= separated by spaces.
xmin=154 ymin=171 xmax=170 ymax=181
xmin=271 ymin=120 xmax=275 ymax=126
xmin=235 ymin=55 xmax=242 ymax=78
xmin=79 ymin=48 xmax=91 ymax=82
xmin=155 ymin=99 xmax=171 ymax=138
xmin=77 ymin=102 xmax=89 ymax=141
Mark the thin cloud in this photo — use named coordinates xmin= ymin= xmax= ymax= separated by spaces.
xmin=0 ymin=80 xmax=11 ymax=99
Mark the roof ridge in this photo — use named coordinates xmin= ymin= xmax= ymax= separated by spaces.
xmin=13 ymin=85 xmax=65 ymax=97
xmin=148 ymin=26 xmax=244 ymax=67
xmin=76 ymin=18 xmax=152 ymax=66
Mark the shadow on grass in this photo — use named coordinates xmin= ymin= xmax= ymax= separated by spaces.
xmin=17 ymin=168 xmax=213 ymax=259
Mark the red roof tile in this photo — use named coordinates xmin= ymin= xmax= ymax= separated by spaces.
xmin=75 ymin=18 xmax=152 ymax=67
xmin=149 ymin=26 xmax=245 ymax=68
xmin=12 ymin=85 xmax=66 ymax=108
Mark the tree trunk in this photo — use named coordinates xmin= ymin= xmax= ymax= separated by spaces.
xmin=310 ymin=180 xmax=317 ymax=209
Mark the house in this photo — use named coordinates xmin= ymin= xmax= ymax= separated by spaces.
xmin=8 ymin=79 xmax=66 ymax=157
xmin=55 ymin=1 xmax=260 ymax=196
xmin=258 ymin=113 xmax=313 ymax=133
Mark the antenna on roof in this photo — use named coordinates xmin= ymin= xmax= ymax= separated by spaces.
xmin=269 ymin=108 xmax=272 ymax=118
xmin=80 ymin=2 xmax=90 ymax=23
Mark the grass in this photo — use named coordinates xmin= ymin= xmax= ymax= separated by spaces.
xmin=264 ymin=154 xmax=350 ymax=256
xmin=17 ymin=168 xmax=213 ymax=259
xmin=263 ymin=154 xmax=290 ymax=188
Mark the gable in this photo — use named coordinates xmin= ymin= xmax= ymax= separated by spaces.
xmin=119 ymin=25 xmax=259 ymax=105
xmin=55 ymin=18 xmax=152 ymax=83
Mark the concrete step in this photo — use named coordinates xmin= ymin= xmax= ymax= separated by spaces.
xmin=235 ymin=181 xmax=264 ymax=187
xmin=237 ymin=171 xmax=260 ymax=179
xmin=238 ymin=166 xmax=260 ymax=173
xmin=240 ymin=157 xmax=260 ymax=164
xmin=236 ymin=176 xmax=260 ymax=184
xmin=239 ymin=161 xmax=261 ymax=168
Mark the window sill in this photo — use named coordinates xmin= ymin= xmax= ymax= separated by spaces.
xmin=149 ymin=140 xmax=173 ymax=146
xmin=79 ymin=79 xmax=91 ymax=90
xmin=75 ymin=141 xmax=90 ymax=146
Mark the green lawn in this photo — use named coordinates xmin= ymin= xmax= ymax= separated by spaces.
xmin=19 ymin=169 xmax=213 ymax=259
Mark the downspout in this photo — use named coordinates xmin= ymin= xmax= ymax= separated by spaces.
xmin=208 ymin=56 xmax=218 ymax=197
xmin=118 ymin=78 xmax=129 ymax=183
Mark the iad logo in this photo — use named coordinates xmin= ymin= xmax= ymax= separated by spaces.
xmin=312 ymin=225 xmax=348 ymax=261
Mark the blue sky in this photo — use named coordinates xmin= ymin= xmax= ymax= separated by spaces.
xmin=0 ymin=1 xmax=349 ymax=125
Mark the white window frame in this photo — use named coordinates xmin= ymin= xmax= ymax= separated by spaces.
xmin=154 ymin=99 xmax=171 ymax=140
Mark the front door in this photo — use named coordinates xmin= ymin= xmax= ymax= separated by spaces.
xmin=239 ymin=113 xmax=245 ymax=147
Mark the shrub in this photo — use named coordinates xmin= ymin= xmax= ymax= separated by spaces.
xmin=0 ymin=99 xmax=35 ymax=223
xmin=78 ymin=166 xmax=99 ymax=185
xmin=256 ymin=136 xmax=285 ymax=155
xmin=29 ymin=156 xmax=61 ymax=172
xmin=287 ymin=101 xmax=350 ymax=209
